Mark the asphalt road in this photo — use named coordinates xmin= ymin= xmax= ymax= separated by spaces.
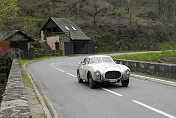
xmin=28 ymin=52 xmax=176 ymax=118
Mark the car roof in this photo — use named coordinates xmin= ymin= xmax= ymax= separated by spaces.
xmin=87 ymin=55 xmax=111 ymax=58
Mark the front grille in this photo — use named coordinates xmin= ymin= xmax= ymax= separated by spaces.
xmin=105 ymin=71 xmax=121 ymax=79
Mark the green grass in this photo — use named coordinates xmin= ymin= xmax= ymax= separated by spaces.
xmin=96 ymin=50 xmax=148 ymax=54
xmin=112 ymin=51 xmax=176 ymax=62
xmin=21 ymin=73 xmax=32 ymax=87
xmin=40 ymin=113 xmax=47 ymax=118
xmin=156 ymin=42 xmax=176 ymax=50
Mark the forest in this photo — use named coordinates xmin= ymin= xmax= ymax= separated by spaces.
xmin=1 ymin=0 xmax=176 ymax=52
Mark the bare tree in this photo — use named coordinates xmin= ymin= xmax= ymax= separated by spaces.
xmin=84 ymin=0 xmax=103 ymax=25
xmin=127 ymin=0 xmax=131 ymax=24
xmin=158 ymin=0 xmax=161 ymax=17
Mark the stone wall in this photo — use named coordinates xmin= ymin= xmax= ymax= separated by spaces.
xmin=0 ymin=59 xmax=32 ymax=118
xmin=114 ymin=59 xmax=176 ymax=79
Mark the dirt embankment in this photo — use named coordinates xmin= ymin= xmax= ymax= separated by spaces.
xmin=157 ymin=57 xmax=176 ymax=64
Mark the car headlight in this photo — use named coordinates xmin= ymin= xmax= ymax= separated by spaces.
xmin=94 ymin=70 xmax=101 ymax=76
xmin=125 ymin=69 xmax=130 ymax=77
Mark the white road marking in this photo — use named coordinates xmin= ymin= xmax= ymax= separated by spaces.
xmin=53 ymin=66 xmax=57 ymax=69
xmin=131 ymin=74 xmax=176 ymax=86
xmin=67 ymin=73 xmax=76 ymax=78
xmin=51 ymin=65 xmax=65 ymax=72
xmin=132 ymin=100 xmax=176 ymax=118
xmin=51 ymin=65 xmax=76 ymax=77
xmin=102 ymin=88 xmax=123 ymax=97
xmin=58 ymin=69 xmax=65 ymax=72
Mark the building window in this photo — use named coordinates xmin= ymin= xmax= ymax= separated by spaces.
xmin=72 ymin=26 xmax=76 ymax=31
xmin=65 ymin=26 xmax=70 ymax=30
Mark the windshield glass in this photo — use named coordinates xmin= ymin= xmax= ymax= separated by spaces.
xmin=89 ymin=57 xmax=113 ymax=64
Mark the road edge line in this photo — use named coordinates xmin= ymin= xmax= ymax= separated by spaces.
xmin=24 ymin=62 xmax=60 ymax=118
xmin=130 ymin=73 xmax=176 ymax=87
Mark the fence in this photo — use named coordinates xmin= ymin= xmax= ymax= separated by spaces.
xmin=114 ymin=59 xmax=176 ymax=79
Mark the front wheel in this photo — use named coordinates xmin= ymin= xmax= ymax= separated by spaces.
xmin=77 ymin=70 xmax=83 ymax=83
xmin=121 ymin=79 xmax=129 ymax=87
xmin=88 ymin=73 xmax=96 ymax=89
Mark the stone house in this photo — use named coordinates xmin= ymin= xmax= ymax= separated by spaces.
xmin=0 ymin=30 xmax=34 ymax=59
xmin=40 ymin=17 xmax=95 ymax=55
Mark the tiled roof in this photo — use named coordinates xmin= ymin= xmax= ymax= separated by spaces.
xmin=42 ymin=17 xmax=91 ymax=41
xmin=0 ymin=30 xmax=33 ymax=41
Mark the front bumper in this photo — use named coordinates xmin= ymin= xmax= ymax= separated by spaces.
xmin=93 ymin=74 xmax=129 ymax=83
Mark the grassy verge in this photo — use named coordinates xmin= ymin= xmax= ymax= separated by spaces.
xmin=18 ymin=56 xmax=62 ymax=67
xmin=112 ymin=51 xmax=176 ymax=62
xmin=96 ymin=50 xmax=148 ymax=54
xmin=156 ymin=42 xmax=176 ymax=50
xmin=18 ymin=57 xmax=59 ymax=118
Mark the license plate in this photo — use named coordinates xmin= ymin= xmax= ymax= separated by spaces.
xmin=109 ymin=80 xmax=118 ymax=83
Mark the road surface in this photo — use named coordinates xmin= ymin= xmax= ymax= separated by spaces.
xmin=28 ymin=52 xmax=176 ymax=118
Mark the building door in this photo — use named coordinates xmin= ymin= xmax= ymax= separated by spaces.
xmin=55 ymin=42 xmax=60 ymax=50
xmin=73 ymin=41 xmax=88 ymax=54
xmin=64 ymin=42 xmax=74 ymax=55
xmin=88 ymin=42 xmax=95 ymax=54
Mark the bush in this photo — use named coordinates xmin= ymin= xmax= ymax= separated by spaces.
xmin=0 ymin=41 xmax=10 ymax=56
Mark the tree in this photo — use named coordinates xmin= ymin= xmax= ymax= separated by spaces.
xmin=0 ymin=0 xmax=20 ymax=29
xmin=67 ymin=0 xmax=87 ymax=21
xmin=21 ymin=20 xmax=38 ymax=38
xmin=127 ymin=0 xmax=131 ymax=24
xmin=82 ymin=0 xmax=105 ymax=25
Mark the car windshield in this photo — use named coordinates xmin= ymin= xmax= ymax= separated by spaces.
xmin=89 ymin=57 xmax=113 ymax=64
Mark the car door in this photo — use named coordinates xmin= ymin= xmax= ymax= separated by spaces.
xmin=79 ymin=58 xmax=86 ymax=79
xmin=80 ymin=58 xmax=89 ymax=80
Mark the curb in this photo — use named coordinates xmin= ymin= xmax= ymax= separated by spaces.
xmin=131 ymin=73 xmax=176 ymax=87
xmin=23 ymin=62 xmax=59 ymax=118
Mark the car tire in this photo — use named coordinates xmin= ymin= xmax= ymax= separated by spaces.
xmin=121 ymin=79 xmax=129 ymax=87
xmin=88 ymin=73 xmax=96 ymax=89
xmin=77 ymin=70 xmax=83 ymax=83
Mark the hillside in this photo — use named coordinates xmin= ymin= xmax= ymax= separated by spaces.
xmin=3 ymin=0 xmax=176 ymax=52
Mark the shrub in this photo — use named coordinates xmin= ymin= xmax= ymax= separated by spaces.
xmin=0 ymin=41 xmax=10 ymax=56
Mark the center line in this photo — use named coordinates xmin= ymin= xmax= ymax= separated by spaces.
xmin=67 ymin=73 xmax=76 ymax=78
xmin=51 ymin=65 xmax=65 ymax=72
xmin=102 ymin=88 xmax=123 ymax=97
xmin=132 ymin=100 xmax=176 ymax=118
xmin=59 ymin=69 xmax=65 ymax=72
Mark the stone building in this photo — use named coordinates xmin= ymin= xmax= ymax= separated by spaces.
xmin=40 ymin=17 xmax=95 ymax=55
xmin=0 ymin=30 xmax=34 ymax=58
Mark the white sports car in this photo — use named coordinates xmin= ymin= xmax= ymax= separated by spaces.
xmin=77 ymin=55 xmax=130 ymax=89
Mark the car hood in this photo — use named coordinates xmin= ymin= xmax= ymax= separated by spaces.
xmin=89 ymin=62 xmax=129 ymax=73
